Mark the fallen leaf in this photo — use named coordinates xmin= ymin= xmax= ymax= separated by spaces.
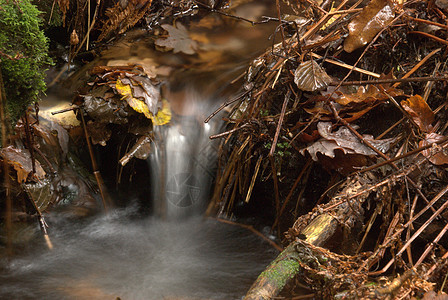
xmin=333 ymin=84 xmax=402 ymax=106
xmin=401 ymin=95 xmax=435 ymax=132
xmin=420 ymin=133 xmax=448 ymax=165
xmin=87 ymin=121 xmax=112 ymax=146
xmin=150 ymin=99 xmax=172 ymax=126
xmin=301 ymin=122 xmax=395 ymax=161
xmin=1 ymin=146 xmax=46 ymax=183
xmin=155 ymin=23 xmax=198 ymax=55
xmin=344 ymin=0 xmax=395 ymax=53
xmin=294 ymin=60 xmax=332 ymax=92
xmin=115 ymin=78 xmax=155 ymax=119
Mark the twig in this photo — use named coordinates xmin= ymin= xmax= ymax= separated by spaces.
xmin=51 ymin=105 xmax=79 ymax=115
xmin=209 ymin=123 xmax=249 ymax=140
xmin=0 ymin=68 xmax=12 ymax=256
xmin=273 ymin=159 xmax=312 ymax=229
xmin=79 ymin=108 xmax=111 ymax=212
xmin=330 ymin=75 xmax=448 ymax=86
xmin=409 ymin=31 xmax=448 ymax=47
xmin=368 ymin=183 xmax=448 ymax=275
xmin=205 ymin=89 xmax=250 ymax=123
xmin=22 ymin=113 xmax=36 ymax=174
xmin=354 ymin=129 xmax=448 ymax=175
xmin=406 ymin=15 xmax=448 ymax=30
xmin=269 ymin=92 xmax=290 ymax=222
xmin=213 ymin=217 xmax=283 ymax=251
xmin=275 ymin=0 xmax=286 ymax=48
xmin=312 ymin=53 xmax=380 ymax=78
xmin=33 ymin=145 xmax=57 ymax=174
xmin=392 ymin=48 xmax=441 ymax=88
xmin=22 ymin=184 xmax=53 ymax=250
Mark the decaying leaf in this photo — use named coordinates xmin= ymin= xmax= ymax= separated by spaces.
xmin=87 ymin=121 xmax=112 ymax=146
xmin=304 ymin=82 xmax=403 ymax=121
xmin=23 ymin=178 xmax=54 ymax=211
xmin=301 ymin=122 xmax=395 ymax=161
xmin=420 ymin=133 xmax=448 ymax=165
xmin=401 ymin=95 xmax=435 ymax=133
xmin=344 ymin=0 xmax=395 ymax=53
xmin=116 ymin=78 xmax=153 ymax=118
xmin=151 ymin=99 xmax=172 ymax=126
xmin=155 ymin=23 xmax=198 ymax=55
xmin=331 ymin=84 xmax=403 ymax=106
xmin=294 ymin=60 xmax=332 ymax=92
xmin=1 ymin=146 xmax=46 ymax=183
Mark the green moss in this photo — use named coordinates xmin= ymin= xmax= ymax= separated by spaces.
xmin=0 ymin=0 xmax=52 ymax=123
xmin=261 ymin=258 xmax=301 ymax=288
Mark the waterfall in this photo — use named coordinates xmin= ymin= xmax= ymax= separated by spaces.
xmin=149 ymin=88 xmax=222 ymax=218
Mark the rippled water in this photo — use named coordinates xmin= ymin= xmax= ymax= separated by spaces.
xmin=0 ymin=208 xmax=276 ymax=299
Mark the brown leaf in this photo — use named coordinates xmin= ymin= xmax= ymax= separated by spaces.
xmin=333 ymin=84 xmax=402 ymax=105
xmin=129 ymin=76 xmax=161 ymax=115
xmin=1 ymin=146 xmax=46 ymax=183
xmin=294 ymin=60 xmax=332 ymax=91
xmin=301 ymin=122 xmax=395 ymax=161
xmin=87 ymin=121 xmax=112 ymax=146
xmin=344 ymin=0 xmax=395 ymax=53
xmin=420 ymin=133 xmax=448 ymax=165
xmin=155 ymin=23 xmax=198 ymax=55
xmin=401 ymin=95 xmax=435 ymax=132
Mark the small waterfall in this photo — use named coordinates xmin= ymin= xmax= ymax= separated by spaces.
xmin=149 ymin=89 xmax=222 ymax=218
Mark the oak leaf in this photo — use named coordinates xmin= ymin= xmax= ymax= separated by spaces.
xmin=155 ymin=23 xmax=198 ymax=55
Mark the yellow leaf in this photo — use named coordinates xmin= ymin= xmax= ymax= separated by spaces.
xmin=116 ymin=79 xmax=171 ymax=125
xmin=150 ymin=99 xmax=172 ymax=126
xmin=115 ymin=79 xmax=133 ymax=98
xmin=116 ymin=78 xmax=152 ymax=119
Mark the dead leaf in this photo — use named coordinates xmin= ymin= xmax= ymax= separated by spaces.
xmin=294 ymin=60 xmax=332 ymax=91
xmin=1 ymin=146 xmax=46 ymax=183
xmin=155 ymin=23 xmax=198 ymax=55
xmin=301 ymin=122 xmax=395 ymax=161
xmin=333 ymin=84 xmax=402 ymax=106
xmin=87 ymin=121 xmax=112 ymax=146
xmin=344 ymin=0 xmax=395 ymax=53
xmin=401 ymin=95 xmax=435 ymax=132
xmin=420 ymin=133 xmax=448 ymax=165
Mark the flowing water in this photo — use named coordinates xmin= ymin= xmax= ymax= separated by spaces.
xmin=0 ymin=2 xmax=282 ymax=298
xmin=0 ymin=208 xmax=276 ymax=299
xmin=149 ymin=89 xmax=222 ymax=219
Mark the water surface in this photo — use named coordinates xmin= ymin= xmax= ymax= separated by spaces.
xmin=0 ymin=208 xmax=276 ymax=299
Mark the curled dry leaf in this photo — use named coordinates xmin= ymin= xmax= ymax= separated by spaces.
xmin=420 ymin=133 xmax=448 ymax=165
xmin=401 ymin=95 xmax=435 ymax=133
xmin=301 ymin=122 xmax=395 ymax=161
xmin=294 ymin=60 xmax=332 ymax=92
xmin=344 ymin=0 xmax=395 ymax=53
xmin=331 ymin=84 xmax=403 ymax=106
xmin=155 ymin=23 xmax=198 ymax=55
xmin=1 ymin=146 xmax=46 ymax=183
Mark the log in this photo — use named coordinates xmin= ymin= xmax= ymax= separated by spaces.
xmin=244 ymin=214 xmax=338 ymax=300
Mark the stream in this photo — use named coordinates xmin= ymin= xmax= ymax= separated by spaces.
xmin=0 ymin=2 xmax=282 ymax=298
xmin=0 ymin=209 xmax=276 ymax=299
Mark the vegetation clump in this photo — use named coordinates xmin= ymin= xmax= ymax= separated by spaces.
xmin=0 ymin=0 xmax=52 ymax=122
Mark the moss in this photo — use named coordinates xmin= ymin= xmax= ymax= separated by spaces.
xmin=0 ymin=0 xmax=52 ymax=123
xmin=261 ymin=258 xmax=301 ymax=288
